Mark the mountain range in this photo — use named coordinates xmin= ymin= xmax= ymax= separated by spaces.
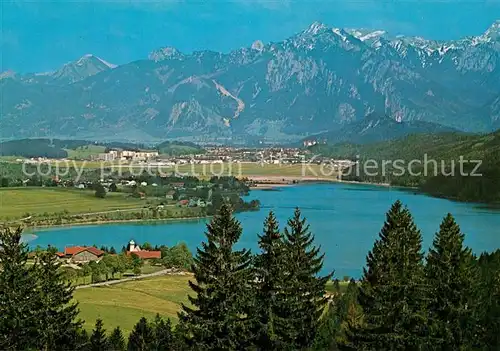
xmin=1 ymin=20 xmax=499 ymax=143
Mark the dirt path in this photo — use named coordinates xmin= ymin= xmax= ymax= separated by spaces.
xmin=75 ymin=269 xmax=190 ymax=290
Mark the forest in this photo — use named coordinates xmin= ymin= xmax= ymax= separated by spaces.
xmin=1 ymin=202 xmax=499 ymax=350
xmin=311 ymin=130 xmax=500 ymax=203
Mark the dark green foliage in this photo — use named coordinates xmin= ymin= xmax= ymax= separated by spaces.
xmin=75 ymin=329 xmax=91 ymax=351
xmin=476 ymin=250 xmax=500 ymax=349
xmin=0 ymin=177 xmax=9 ymax=187
xmin=178 ymin=203 xmax=253 ymax=350
xmin=36 ymin=248 xmax=82 ymax=349
xmin=127 ymin=317 xmax=154 ymax=351
xmin=109 ymin=327 xmax=126 ymax=351
xmin=344 ymin=200 xmax=429 ymax=350
xmin=252 ymin=211 xmax=287 ymax=350
xmin=94 ymin=183 xmax=107 ymax=198
xmin=0 ymin=138 xmax=70 ymax=158
xmin=312 ymin=305 xmax=341 ymax=351
xmin=426 ymin=214 xmax=478 ymax=349
xmin=335 ymin=279 xmax=363 ymax=345
xmin=0 ymin=227 xmax=41 ymax=350
xmin=333 ymin=279 xmax=341 ymax=293
xmin=90 ymin=319 xmax=109 ymax=351
xmin=315 ymin=130 xmax=500 ymax=203
xmin=0 ymin=228 xmax=82 ymax=350
xmin=162 ymin=242 xmax=194 ymax=271
xmin=313 ymin=280 xmax=363 ymax=351
xmin=157 ymin=140 xmax=205 ymax=156
xmin=281 ymin=208 xmax=333 ymax=349
xmin=152 ymin=314 xmax=174 ymax=350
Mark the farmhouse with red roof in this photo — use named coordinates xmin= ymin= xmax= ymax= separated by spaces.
xmin=62 ymin=246 xmax=105 ymax=263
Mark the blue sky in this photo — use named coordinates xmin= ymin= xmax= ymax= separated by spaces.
xmin=1 ymin=0 xmax=499 ymax=73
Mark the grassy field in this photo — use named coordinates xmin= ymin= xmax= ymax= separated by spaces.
xmin=74 ymin=275 xmax=192 ymax=334
xmin=0 ymin=187 xmax=144 ymax=220
xmin=64 ymin=162 xmax=338 ymax=178
xmin=75 ymin=275 xmax=348 ymax=334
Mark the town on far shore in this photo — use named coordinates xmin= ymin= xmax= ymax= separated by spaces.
xmin=0 ymin=140 xmax=355 ymax=228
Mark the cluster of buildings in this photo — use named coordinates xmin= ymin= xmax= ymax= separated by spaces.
xmin=94 ymin=149 xmax=159 ymax=162
xmin=93 ymin=146 xmax=314 ymax=165
xmin=198 ymin=147 xmax=309 ymax=164
xmin=303 ymin=140 xmax=318 ymax=147
xmin=45 ymin=240 xmax=161 ymax=263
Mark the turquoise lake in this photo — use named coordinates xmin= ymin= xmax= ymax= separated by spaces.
xmin=25 ymin=183 xmax=500 ymax=278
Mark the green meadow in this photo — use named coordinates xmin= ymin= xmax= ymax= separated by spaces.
xmin=74 ymin=275 xmax=193 ymax=334
xmin=0 ymin=187 xmax=144 ymax=220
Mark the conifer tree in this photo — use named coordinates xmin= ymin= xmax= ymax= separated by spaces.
xmin=178 ymin=203 xmax=253 ymax=350
xmin=343 ymin=200 xmax=429 ymax=350
xmin=311 ymin=307 xmax=340 ymax=351
xmin=152 ymin=314 xmax=174 ymax=350
xmin=252 ymin=211 xmax=288 ymax=350
xmin=335 ymin=279 xmax=363 ymax=346
xmin=476 ymin=250 xmax=500 ymax=349
xmin=90 ymin=319 xmax=109 ymax=351
xmin=109 ymin=327 xmax=126 ymax=351
xmin=281 ymin=208 xmax=332 ymax=349
xmin=75 ymin=329 xmax=91 ymax=351
xmin=36 ymin=247 xmax=82 ymax=349
xmin=128 ymin=317 xmax=154 ymax=351
xmin=426 ymin=214 xmax=477 ymax=349
xmin=0 ymin=227 xmax=41 ymax=350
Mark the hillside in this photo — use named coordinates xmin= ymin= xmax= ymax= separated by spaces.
xmin=157 ymin=141 xmax=205 ymax=156
xmin=303 ymin=113 xmax=457 ymax=144
xmin=311 ymin=130 xmax=500 ymax=203
xmin=1 ymin=21 xmax=499 ymax=142
xmin=0 ymin=139 xmax=205 ymax=159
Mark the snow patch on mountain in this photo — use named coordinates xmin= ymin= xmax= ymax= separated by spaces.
xmin=357 ymin=30 xmax=386 ymax=41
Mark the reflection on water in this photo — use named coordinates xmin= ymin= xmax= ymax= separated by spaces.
xmin=20 ymin=233 xmax=38 ymax=243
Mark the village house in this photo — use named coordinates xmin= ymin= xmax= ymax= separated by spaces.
xmin=177 ymin=199 xmax=189 ymax=207
xmin=62 ymin=246 xmax=105 ymax=263
xmin=165 ymin=190 xmax=175 ymax=200
xmin=171 ymin=182 xmax=185 ymax=190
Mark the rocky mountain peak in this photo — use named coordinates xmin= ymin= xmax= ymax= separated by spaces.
xmin=75 ymin=54 xmax=116 ymax=69
xmin=304 ymin=21 xmax=329 ymax=35
xmin=484 ymin=20 xmax=500 ymax=40
xmin=148 ymin=47 xmax=184 ymax=62
xmin=48 ymin=54 xmax=116 ymax=83
xmin=0 ymin=70 xmax=16 ymax=80
xmin=251 ymin=40 xmax=265 ymax=51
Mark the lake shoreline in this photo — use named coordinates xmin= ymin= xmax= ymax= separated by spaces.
xmin=25 ymin=215 xmax=213 ymax=232
xmin=21 ymin=181 xmax=397 ymax=231
xmin=247 ymin=176 xmax=392 ymax=190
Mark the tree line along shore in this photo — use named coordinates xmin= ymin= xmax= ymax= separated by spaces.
xmin=0 ymin=175 xmax=260 ymax=228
